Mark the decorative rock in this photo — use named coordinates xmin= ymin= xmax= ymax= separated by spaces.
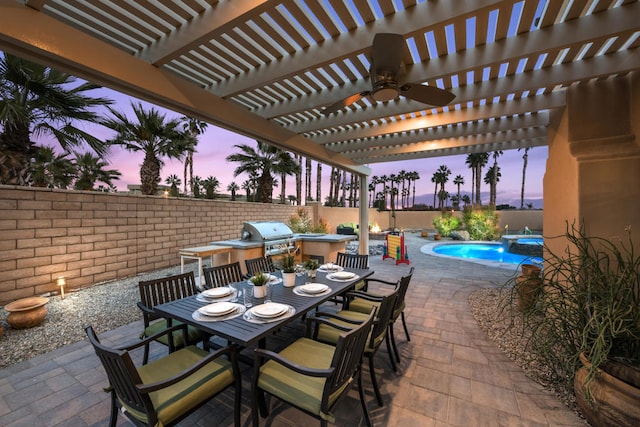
xmin=451 ymin=230 xmax=470 ymax=241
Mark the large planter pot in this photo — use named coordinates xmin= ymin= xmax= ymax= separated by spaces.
xmin=574 ymin=353 xmax=640 ymax=427
xmin=4 ymin=297 xmax=49 ymax=329
xmin=282 ymin=272 xmax=296 ymax=287
xmin=520 ymin=263 xmax=541 ymax=277
xmin=515 ymin=275 xmax=542 ymax=311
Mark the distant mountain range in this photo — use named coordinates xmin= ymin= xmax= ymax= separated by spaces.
xmin=410 ymin=191 xmax=543 ymax=210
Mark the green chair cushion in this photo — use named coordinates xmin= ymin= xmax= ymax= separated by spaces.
xmin=258 ymin=337 xmax=348 ymax=422
xmin=348 ymin=297 xmax=380 ymax=315
xmin=353 ymin=280 xmax=366 ymax=291
xmin=144 ymin=319 xmax=201 ymax=347
xmin=316 ymin=310 xmax=383 ymax=352
xmin=123 ymin=346 xmax=234 ymax=426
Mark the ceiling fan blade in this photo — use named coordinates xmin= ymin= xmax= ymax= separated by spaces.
xmin=401 ymin=83 xmax=456 ymax=106
xmin=371 ymin=33 xmax=404 ymax=76
xmin=322 ymin=92 xmax=368 ymax=115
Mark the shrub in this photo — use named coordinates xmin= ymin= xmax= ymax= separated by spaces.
xmin=287 ymin=209 xmax=329 ymax=234
xmin=461 ymin=207 xmax=500 ymax=240
xmin=432 ymin=211 xmax=461 ymax=237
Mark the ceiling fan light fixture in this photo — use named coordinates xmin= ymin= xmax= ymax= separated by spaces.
xmin=370 ymin=84 xmax=399 ymax=102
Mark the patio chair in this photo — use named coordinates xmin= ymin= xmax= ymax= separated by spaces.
xmin=203 ymin=261 xmax=244 ymax=288
xmin=251 ymin=308 xmax=376 ymax=427
xmin=245 ymin=255 xmax=275 ymax=277
xmin=137 ymin=272 xmax=202 ymax=364
xmin=315 ymin=288 xmax=399 ymax=407
xmin=85 ymin=324 xmax=241 ymax=427
xmin=347 ymin=267 xmax=415 ymax=364
xmin=335 ymin=252 xmax=369 ymax=291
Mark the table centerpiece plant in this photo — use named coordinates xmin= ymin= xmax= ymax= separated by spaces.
xmin=276 ymin=244 xmax=298 ymax=287
xmin=250 ymin=271 xmax=269 ymax=298
xmin=303 ymin=258 xmax=319 ymax=279
xmin=505 ymin=222 xmax=640 ymax=427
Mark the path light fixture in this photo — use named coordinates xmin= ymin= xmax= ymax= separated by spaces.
xmin=56 ymin=276 xmax=66 ymax=299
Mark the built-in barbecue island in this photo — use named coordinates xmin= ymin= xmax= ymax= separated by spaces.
xmin=210 ymin=221 xmax=357 ymax=275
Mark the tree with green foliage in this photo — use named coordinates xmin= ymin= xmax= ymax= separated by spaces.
xmin=30 ymin=146 xmax=75 ymax=189
xmin=462 ymin=207 xmax=500 ymax=240
xmin=74 ymin=152 xmax=121 ymax=191
xmin=465 ymin=153 xmax=489 ymax=206
xmin=0 ymin=54 xmax=112 ymax=185
xmin=165 ymin=174 xmax=181 ymax=197
xmin=180 ymin=116 xmax=207 ymax=195
xmin=102 ymin=102 xmax=191 ymax=195
xmin=483 ymin=165 xmax=501 ymax=208
xmin=227 ymin=181 xmax=239 ymax=201
xmin=202 ymin=176 xmax=219 ymax=199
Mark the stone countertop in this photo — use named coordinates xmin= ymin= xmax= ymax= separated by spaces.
xmin=209 ymin=239 xmax=263 ymax=249
xmin=294 ymin=233 xmax=357 ymax=243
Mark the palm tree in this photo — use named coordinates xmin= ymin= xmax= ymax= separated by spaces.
xmin=241 ymin=179 xmax=252 ymax=201
xmin=274 ymin=149 xmax=300 ymax=204
xmin=462 ymin=194 xmax=471 ymax=207
xmin=191 ymin=175 xmax=202 ymax=198
xmin=0 ymin=54 xmax=112 ymax=185
xmin=519 ymin=147 xmax=530 ymax=209
xmin=102 ymin=102 xmax=190 ymax=195
xmin=484 ymin=165 xmax=501 ymax=205
xmin=180 ymin=116 xmax=207 ymax=195
xmin=165 ymin=174 xmax=181 ymax=196
xmin=227 ymin=182 xmax=239 ymax=201
xmin=431 ymin=172 xmax=438 ymax=208
xmin=74 ymin=152 xmax=121 ymax=191
xmin=30 ymin=146 xmax=75 ymax=188
xmin=202 ymin=176 xmax=219 ymax=199
xmin=490 ymin=150 xmax=503 ymax=208
xmin=316 ymin=163 xmax=322 ymax=204
xmin=435 ymin=165 xmax=451 ymax=209
xmin=409 ymin=171 xmax=420 ymax=207
xmin=466 ymin=153 xmax=489 ymax=206
xmin=397 ymin=170 xmax=407 ymax=208
xmin=226 ymin=141 xmax=296 ymax=203
xmin=305 ymin=157 xmax=312 ymax=204
xmin=295 ymin=154 xmax=302 ymax=206
xmin=453 ymin=174 xmax=465 ymax=209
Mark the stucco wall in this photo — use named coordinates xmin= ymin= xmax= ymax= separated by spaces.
xmin=0 ymin=186 xmax=309 ymax=304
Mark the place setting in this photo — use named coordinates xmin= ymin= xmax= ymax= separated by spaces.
xmin=243 ymin=302 xmax=296 ymax=324
xmin=317 ymin=262 xmax=343 ymax=273
xmin=293 ymin=282 xmax=331 ymax=297
xmin=192 ymin=301 xmax=246 ymax=322
xmin=196 ymin=286 xmax=239 ymax=303
xmin=326 ymin=271 xmax=359 ymax=282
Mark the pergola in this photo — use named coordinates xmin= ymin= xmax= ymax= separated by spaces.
xmin=1 ymin=0 xmax=639 ymax=250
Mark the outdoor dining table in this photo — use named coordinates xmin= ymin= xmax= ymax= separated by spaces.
xmin=153 ymin=267 xmax=374 ymax=350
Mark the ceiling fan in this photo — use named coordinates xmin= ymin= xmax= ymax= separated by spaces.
xmin=322 ymin=33 xmax=456 ymax=115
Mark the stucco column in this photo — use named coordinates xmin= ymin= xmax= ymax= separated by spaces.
xmin=544 ymin=72 xmax=640 ymax=247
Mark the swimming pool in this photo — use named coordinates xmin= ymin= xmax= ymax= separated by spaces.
xmin=429 ymin=242 xmax=543 ymax=266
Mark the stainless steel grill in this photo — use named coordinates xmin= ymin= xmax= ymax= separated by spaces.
xmin=240 ymin=221 xmax=296 ymax=256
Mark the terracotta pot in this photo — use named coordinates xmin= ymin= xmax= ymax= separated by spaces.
xmin=421 ymin=230 xmax=429 ymax=238
xmin=520 ymin=263 xmax=541 ymax=277
xmin=434 ymin=234 xmax=441 ymax=241
xmin=515 ymin=275 xmax=542 ymax=311
xmin=574 ymin=353 xmax=640 ymax=427
xmin=282 ymin=272 xmax=296 ymax=287
xmin=5 ymin=297 xmax=48 ymax=329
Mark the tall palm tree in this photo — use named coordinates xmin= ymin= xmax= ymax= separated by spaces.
xmin=202 ymin=176 xmax=219 ymax=199
xmin=431 ymin=172 xmax=438 ymax=208
xmin=191 ymin=175 xmax=202 ymax=198
xmin=388 ymin=173 xmax=397 ymax=212
xmin=74 ymin=152 xmax=121 ymax=191
xmin=490 ymin=150 xmax=503 ymax=208
xmin=409 ymin=171 xmax=420 ymax=208
xmin=295 ymin=154 xmax=302 ymax=206
xmin=316 ymin=163 xmax=322 ymax=204
xmin=484 ymin=165 xmax=501 ymax=205
xmin=227 ymin=181 xmax=239 ymax=201
xmin=466 ymin=153 xmax=489 ymax=206
xmin=453 ymin=174 xmax=465 ymax=205
xmin=102 ymin=102 xmax=190 ymax=195
xmin=180 ymin=116 xmax=207 ymax=195
xmin=519 ymin=147 xmax=530 ymax=209
xmin=435 ymin=165 xmax=451 ymax=209
xmin=165 ymin=174 xmax=181 ymax=196
xmin=241 ymin=180 xmax=251 ymax=201
xmin=274 ymin=149 xmax=300 ymax=204
xmin=305 ymin=157 xmax=312 ymax=203
xmin=227 ymin=141 xmax=295 ymax=203
xmin=0 ymin=54 xmax=112 ymax=185
xmin=30 ymin=146 xmax=75 ymax=188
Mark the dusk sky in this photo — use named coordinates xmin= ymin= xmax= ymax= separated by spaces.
xmin=43 ymin=86 xmax=548 ymax=208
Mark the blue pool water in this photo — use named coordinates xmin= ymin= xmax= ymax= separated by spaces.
xmin=432 ymin=243 xmax=542 ymax=265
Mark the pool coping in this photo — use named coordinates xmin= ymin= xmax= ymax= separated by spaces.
xmin=420 ymin=240 xmax=523 ymax=271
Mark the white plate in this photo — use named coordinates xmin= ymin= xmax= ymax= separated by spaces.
xmin=202 ymin=287 xmax=232 ymax=298
xmin=331 ymin=271 xmax=356 ymax=280
xmin=199 ymin=302 xmax=236 ymax=316
xmin=300 ymin=283 xmax=329 ymax=294
xmin=251 ymin=303 xmax=288 ymax=318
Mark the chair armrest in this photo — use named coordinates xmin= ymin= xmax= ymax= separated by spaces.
xmin=139 ymin=345 xmax=238 ymax=394
xmin=136 ymin=301 xmax=156 ymax=315
xmin=117 ymin=324 xmax=189 ymax=352
xmin=344 ymin=291 xmax=384 ymax=302
xmin=363 ymin=277 xmax=397 ymax=288
xmin=253 ymin=348 xmax=334 ymax=378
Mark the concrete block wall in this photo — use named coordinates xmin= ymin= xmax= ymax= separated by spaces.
xmin=0 ymin=186 xmax=308 ymax=304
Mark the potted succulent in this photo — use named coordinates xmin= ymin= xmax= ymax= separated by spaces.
xmin=511 ymin=223 xmax=640 ymax=427
xmin=250 ymin=271 xmax=269 ymax=298
xmin=303 ymin=258 xmax=319 ymax=279
xmin=277 ymin=251 xmax=297 ymax=287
